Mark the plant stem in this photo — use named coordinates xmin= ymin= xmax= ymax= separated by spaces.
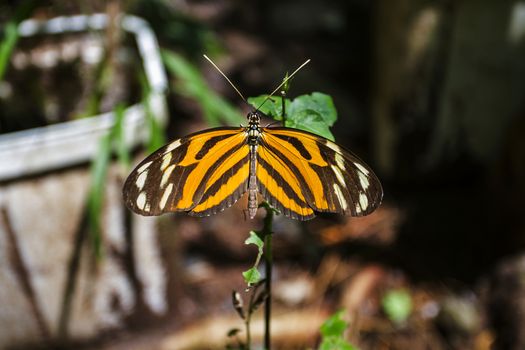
xmin=261 ymin=203 xmax=274 ymax=350
xmin=245 ymin=285 xmax=258 ymax=350
xmin=245 ymin=316 xmax=251 ymax=350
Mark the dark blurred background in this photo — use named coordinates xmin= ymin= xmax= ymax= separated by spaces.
xmin=1 ymin=0 xmax=525 ymax=349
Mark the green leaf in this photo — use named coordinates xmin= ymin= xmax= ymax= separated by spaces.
xmin=318 ymin=310 xmax=359 ymax=350
xmin=286 ymin=92 xmax=337 ymax=140
xmin=247 ymin=95 xmax=291 ymax=120
xmin=319 ymin=336 xmax=358 ymax=350
xmin=382 ymin=289 xmax=413 ymax=324
xmin=248 ymin=92 xmax=337 ymax=140
xmin=289 ymin=92 xmax=337 ymax=127
xmin=245 ymin=230 xmax=264 ymax=250
xmin=242 ymin=267 xmax=261 ymax=285
xmin=0 ymin=22 xmax=18 ymax=81
xmin=286 ymin=109 xmax=335 ymax=141
xmin=320 ymin=309 xmax=348 ymax=337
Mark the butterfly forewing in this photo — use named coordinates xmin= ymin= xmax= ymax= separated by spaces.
xmin=258 ymin=127 xmax=382 ymax=219
xmin=189 ymin=136 xmax=250 ymax=216
xmin=123 ymin=127 xmax=249 ymax=216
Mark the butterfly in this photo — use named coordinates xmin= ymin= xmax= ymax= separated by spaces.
xmin=123 ymin=59 xmax=382 ymax=220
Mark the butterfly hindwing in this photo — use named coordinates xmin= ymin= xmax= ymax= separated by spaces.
xmin=258 ymin=127 xmax=382 ymax=219
xmin=123 ymin=127 xmax=249 ymax=216
xmin=256 ymin=137 xmax=316 ymax=220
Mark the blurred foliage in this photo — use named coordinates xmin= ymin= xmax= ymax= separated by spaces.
xmin=130 ymin=0 xmax=222 ymax=59
xmin=86 ymin=73 xmax=165 ymax=257
xmin=382 ymin=289 xmax=413 ymax=325
xmin=113 ymin=103 xmax=131 ymax=169
xmin=319 ymin=309 xmax=358 ymax=350
xmin=87 ymin=103 xmax=130 ymax=258
xmin=0 ymin=22 xmax=18 ymax=81
xmin=140 ymin=73 xmax=166 ymax=152
xmin=162 ymin=49 xmax=244 ymax=126
xmin=75 ymin=61 xmax=113 ymax=120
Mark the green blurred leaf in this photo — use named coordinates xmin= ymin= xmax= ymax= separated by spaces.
xmin=144 ymin=95 xmax=166 ymax=152
xmin=139 ymin=73 xmax=166 ymax=152
xmin=113 ymin=103 xmax=131 ymax=169
xmin=320 ymin=309 xmax=348 ymax=337
xmin=86 ymin=103 xmax=134 ymax=258
xmin=87 ymin=131 xmax=112 ymax=258
xmin=0 ymin=22 xmax=19 ymax=81
xmin=131 ymin=0 xmax=223 ymax=58
xmin=319 ymin=337 xmax=358 ymax=350
xmin=382 ymin=289 xmax=413 ymax=324
xmin=161 ymin=50 xmax=244 ymax=126
xmin=319 ymin=310 xmax=359 ymax=350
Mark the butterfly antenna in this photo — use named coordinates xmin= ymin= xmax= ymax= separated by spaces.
xmin=256 ymin=59 xmax=311 ymax=111
xmin=203 ymin=54 xmax=247 ymax=102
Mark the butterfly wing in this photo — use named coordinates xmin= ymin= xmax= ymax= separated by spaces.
xmin=258 ymin=127 xmax=383 ymax=220
xmin=123 ymin=127 xmax=250 ymax=217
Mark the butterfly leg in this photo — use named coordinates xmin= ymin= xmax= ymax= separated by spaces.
xmin=248 ymin=144 xmax=258 ymax=219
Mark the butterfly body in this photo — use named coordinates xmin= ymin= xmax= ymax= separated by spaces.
xmin=123 ymin=110 xmax=382 ymax=220
xmin=247 ymin=111 xmax=261 ymax=219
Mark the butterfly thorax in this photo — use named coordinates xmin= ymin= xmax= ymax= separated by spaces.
xmin=246 ymin=111 xmax=261 ymax=146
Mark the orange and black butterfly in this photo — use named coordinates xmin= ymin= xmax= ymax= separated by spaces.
xmin=123 ymin=59 xmax=382 ymax=220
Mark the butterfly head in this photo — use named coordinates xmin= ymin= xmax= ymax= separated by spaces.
xmin=247 ymin=111 xmax=261 ymax=126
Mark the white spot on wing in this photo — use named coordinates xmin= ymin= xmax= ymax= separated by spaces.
xmin=137 ymin=192 xmax=147 ymax=211
xmin=160 ymin=153 xmax=172 ymax=171
xmin=136 ymin=170 xmax=148 ymax=190
xmin=159 ymin=183 xmax=173 ymax=210
xmin=359 ymin=192 xmax=369 ymax=211
xmin=335 ymin=153 xmax=345 ymax=170
xmin=333 ymin=183 xmax=348 ymax=211
xmin=161 ymin=164 xmax=175 ymax=188
xmin=355 ymin=162 xmax=369 ymax=175
xmin=326 ymin=141 xmax=342 ymax=154
xmin=359 ymin=172 xmax=370 ymax=190
xmin=137 ymin=161 xmax=152 ymax=174
xmin=166 ymin=139 xmax=182 ymax=153
xmin=331 ymin=165 xmax=346 ymax=188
